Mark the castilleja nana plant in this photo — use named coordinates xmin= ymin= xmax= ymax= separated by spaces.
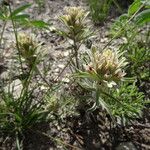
xmin=59 ymin=7 xmax=93 ymax=69
xmin=74 ymin=47 xmax=128 ymax=113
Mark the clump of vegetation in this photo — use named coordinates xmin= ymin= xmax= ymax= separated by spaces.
xmin=107 ymin=82 xmax=145 ymax=125
xmin=87 ymin=0 xmax=124 ymax=24
xmin=110 ymin=0 xmax=150 ymax=80
xmin=87 ymin=0 xmax=113 ymax=24
xmin=0 ymin=2 xmax=55 ymax=149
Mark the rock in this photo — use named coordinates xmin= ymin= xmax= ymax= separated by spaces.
xmin=54 ymin=68 xmax=59 ymax=73
xmin=116 ymin=142 xmax=137 ymax=150
xmin=4 ymin=79 xmax=23 ymax=99
xmin=58 ymin=64 xmax=65 ymax=69
xmin=0 ymin=71 xmax=9 ymax=80
xmin=100 ymin=38 xmax=108 ymax=43
xmin=62 ymin=77 xmax=69 ymax=83
xmin=63 ymin=51 xmax=69 ymax=57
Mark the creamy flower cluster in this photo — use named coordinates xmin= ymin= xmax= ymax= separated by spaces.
xmin=86 ymin=48 xmax=127 ymax=86
xmin=18 ymin=33 xmax=38 ymax=59
xmin=60 ymin=7 xmax=89 ymax=42
xmin=61 ymin=7 xmax=86 ymax=26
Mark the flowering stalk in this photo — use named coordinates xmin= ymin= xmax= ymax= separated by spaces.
xmin=17 ymin=33 xmax=53 ymax=88
xmin=59 ymin=7 xmax=93 ymax=70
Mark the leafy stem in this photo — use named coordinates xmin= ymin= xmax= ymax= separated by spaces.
xmin=73 ymin=37 xmax=79 ymax=70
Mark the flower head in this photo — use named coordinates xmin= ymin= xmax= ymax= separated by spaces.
xmin=60 ymin=6 xmax=87 ymax=29
xmin=17 ymin=33 xmax=41 ymax=68
xmin=86 ymin=47 xmax=127 ymax=85
xmin=18 ymin=33 xmax=38 ymax=59
xmin=66 ymin=7 xmax=85 ymax=18
xmin=59 ymin=7 xmax=90 ymax=42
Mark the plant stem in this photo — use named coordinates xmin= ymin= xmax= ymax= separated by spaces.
xmin=146 ymin=28 xmax=150 ymax=48
xmin=8 ymin=5 xmax=24 ymax=74
xmin=0 ymin=21 xmax=7 ymax=46
xmin=16 ymin=132 xmax=22 ymax=150
xmin=73 ymin=39 xmax=79 ymax=69
xmin=96 ymin=82 xmax=100 ymax=106
xmin=36 ymin=66 xmax=52 ymax=87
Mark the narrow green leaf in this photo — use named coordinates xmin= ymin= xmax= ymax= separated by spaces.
xmin=12 ymin=14 xmax=30 ymax=20
xmin=135 ymin=9 xmax=150 ymax=25
xmin=128 ymin=0 xmax=141 ymax=16
xmin=73 ymin=71 xmax=98 ymax=81
xmin=29 ymin=20 xmax=50 ymax=29
xmin=11 ymin=3 xmax=31 ymax=17
xmin=98 ymin=97 xmax=112 ymax=116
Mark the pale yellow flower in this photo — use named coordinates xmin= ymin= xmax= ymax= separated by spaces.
xmin=64 ymin=7 xmax=85 ymax=21
xmin=18 ymin=33 xmax=38 ymax=59
xmin=59 ymin=6 xmax=92 ymax=43
xmin=88 ymin=48 xmax=127 ymax=84
xmin=60 ymin=7 xmax=87 ymax=27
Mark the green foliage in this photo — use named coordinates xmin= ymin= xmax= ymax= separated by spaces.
xmin=135 ymin=9 xmax=150 ymax=24
xmin=128 ymin=0 xmax=141 ymax=15
xmin=106 ymin=82 xmax=145 ymax=124
xmin=87 ymin=0 xmax=113 ymax=24
xmin=110 ymin=0 xmax=150 ymax=80
xmin=129 ymin=0 xmax=150 ymax=25
xmin=105 ymin=0 xmax=149 ymax=124
xmin=0 ymin=73 xmax=56 ymax=149
xmin=110 ymin=0 xmax=150 ymax=36
xmin=0 ymin=89 xmax=50 ymax=134
xmin=0 ymin=2 xmax=54 ymax=148
xmin=0 ymin=3 xmax=50 ymax=46
xmin=19 ymin=19 xmax=51 ymax=30
xmin=125 ymin=44 xmax=150 ymax=79
xmin=0 ymin=3 xmax=30 ymax=21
